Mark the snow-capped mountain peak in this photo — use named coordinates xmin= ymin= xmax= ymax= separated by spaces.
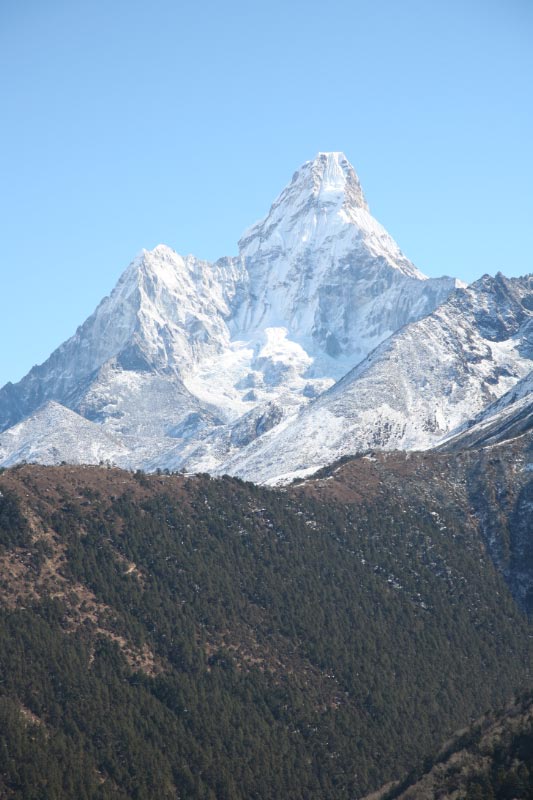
xmin=237 ymin=152 xmax=421 ymax=277
xmin=92 ymin=244 xmax=245 ymax=376
xmin=233 ymin=152 xmax=452 ymax=355
xmin=238 ymin=151 xmax=368 ymax=253
xmin=265 ymin=150 xmax=368 ymax=218
xmin=310 ymin=151 xmax=372 ymax=216
xmin=0 ymin=151 xmax=464 ymax=475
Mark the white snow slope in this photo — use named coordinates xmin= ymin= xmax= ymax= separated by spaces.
xmin=0 ymin=401 xmax=131 ymax=468
xmin=0 ymin=151 xmax=484 ymax=476
xmin=440 ymin=364 xmax=533 ymax=451
xmin=216 ymin=274 xmax=533 ymax=483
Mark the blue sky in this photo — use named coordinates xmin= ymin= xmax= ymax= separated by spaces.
xmin=1 ymin=0 xmax=532 ymax=387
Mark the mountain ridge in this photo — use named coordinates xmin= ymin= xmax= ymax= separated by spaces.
xmin=215 ymin=272 xmax=533 ymax=482
xmin=0 ymin=152 xmax=464 ymax=475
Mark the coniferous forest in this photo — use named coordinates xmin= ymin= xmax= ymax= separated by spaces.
xmin=0 ymin=450 xmax=532 ymax=799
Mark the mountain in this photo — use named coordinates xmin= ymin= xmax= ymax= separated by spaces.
xmin=0 ymin=400 xmax=129 ymax=467
xmin=233 ymin=151 xmax=455 ymax=361
xmin=0 ymin=152 xmax=459 ymax=473
xmin=221 ymin=272 xmax=533 ymax=483
xmin=1 ymin=440 xmax=532 ymax=798
xmin=440 ymin=368 xmax=533 ymax=450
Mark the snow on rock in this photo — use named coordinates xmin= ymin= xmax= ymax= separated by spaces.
xmin=441 ymin=363 xmax=533 ymax=450
xmin=0 ymin=152 xmax=468 ymax=473
xmin=0 ymin=402 xmax=131 ymax=468
xmin=234 ymin=152 xmax=458 ymax=363
xmin=218 ymin=274 xmax=533 ymax=483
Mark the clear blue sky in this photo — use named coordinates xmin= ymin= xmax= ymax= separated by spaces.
xmin=1 ymin=0 xmax=532 ymax=387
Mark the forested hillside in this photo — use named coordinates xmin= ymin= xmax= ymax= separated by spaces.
xmin=366 ymin=693 xmax=533 ymax=799
xmin=0 ymin=449 xmax=532 ymax=798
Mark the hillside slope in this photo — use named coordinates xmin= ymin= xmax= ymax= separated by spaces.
xmin=0 ymin=441 xmax=532 ymax=798
xmin=364 ymin=694 xmax=533 ymax=800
